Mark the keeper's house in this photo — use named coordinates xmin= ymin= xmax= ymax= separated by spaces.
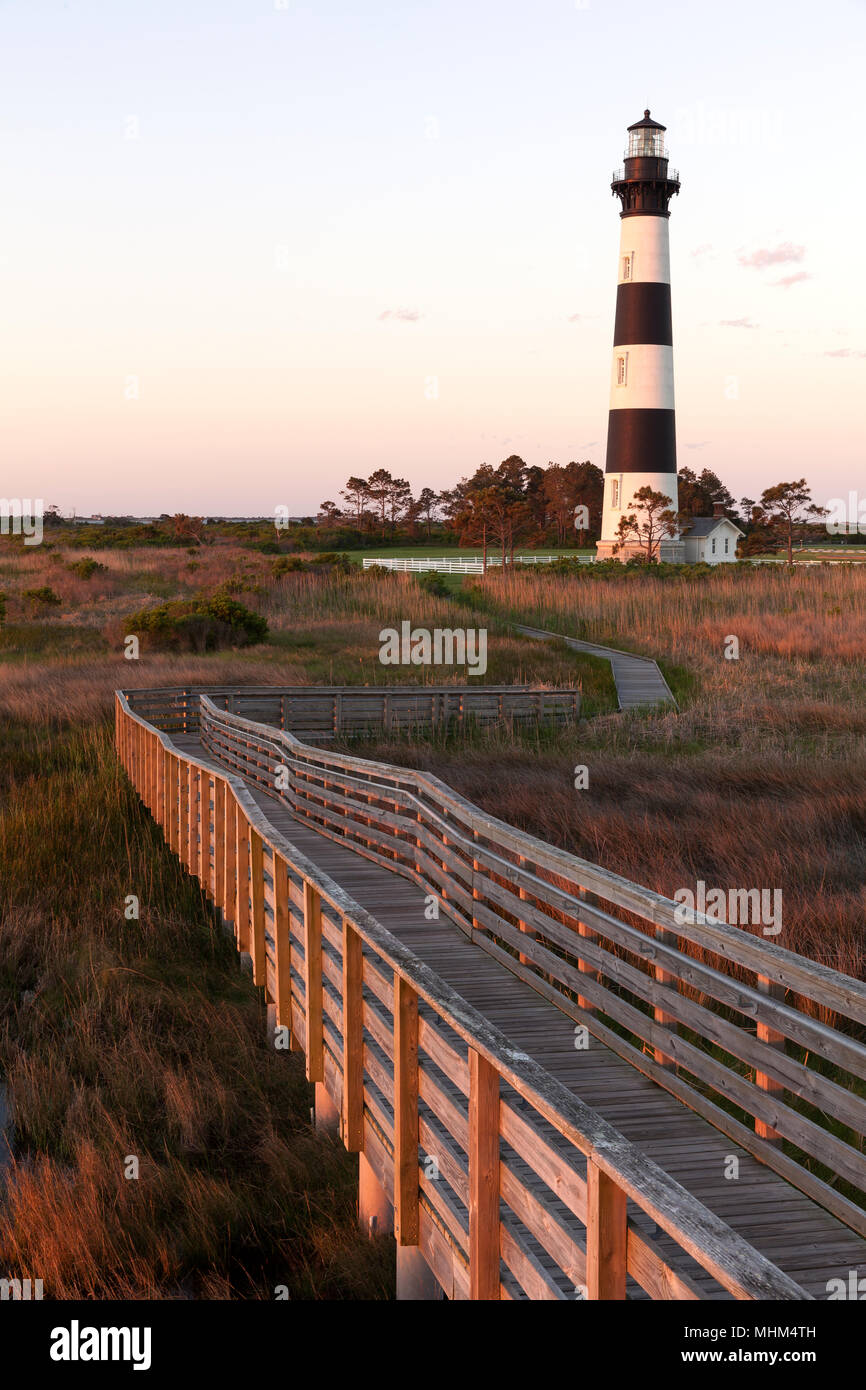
xmin=679 ymin=512 xmax=744 ymax=564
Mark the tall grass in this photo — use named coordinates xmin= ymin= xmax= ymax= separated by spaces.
xmin=0 ymin=721 xmax=393 ymax=1299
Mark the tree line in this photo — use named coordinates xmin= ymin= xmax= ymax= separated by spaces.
xmin=316 ymin=458 xmax=829 ymax=560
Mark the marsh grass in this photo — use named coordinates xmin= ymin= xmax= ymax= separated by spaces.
xmin=0 ymin=720 xmax=393 ymax=1299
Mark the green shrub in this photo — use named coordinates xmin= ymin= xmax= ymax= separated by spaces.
xmin=67 ymin=557 xmax=108 ymax=579
xmin=22 ymin=586 xmax=62 ymax=606
xmin=316 ymin=552 xmax=351 ymax=573
xmin=416 ymin=572 xmax=450 ymax=598
xmin=272 ymin=556 xmax=307 ymax=576
xmin=123 ymin=593 xmax=268 ymax=652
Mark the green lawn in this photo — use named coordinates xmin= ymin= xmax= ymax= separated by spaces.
xmin=349 ymin=545 xmax=595 ymax=562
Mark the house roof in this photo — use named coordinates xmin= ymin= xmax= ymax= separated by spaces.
xmin=681 ymin=516 xmax=745 ymax=538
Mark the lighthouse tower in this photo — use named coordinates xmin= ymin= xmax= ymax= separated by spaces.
xmin=596 ymin=110 xmax=685 ymax=562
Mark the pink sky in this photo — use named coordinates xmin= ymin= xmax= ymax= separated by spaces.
xmin=1 ymin=0 xmax=863 ymax=518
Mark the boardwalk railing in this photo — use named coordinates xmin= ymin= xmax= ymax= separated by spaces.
xmin=117 ymin=687 xmax=866 ymax=1298
xmin=116 ymin=688 xmax=813 ymax=1300
xmin=124 ymin=684 xmax=579 ymax=743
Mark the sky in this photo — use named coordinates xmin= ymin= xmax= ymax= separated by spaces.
xmin=1 ymin=0 xmax=864 ymax=517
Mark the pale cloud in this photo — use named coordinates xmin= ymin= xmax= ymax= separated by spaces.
xmin=379 ymin=308 xmax=422 ymax=322
xmin=772 ymin=272 xmax=811 ymax=289
xmin=738 ymin=242 xmax=805 ymax=269
xmin=720 ymin=317 xmax=759 ymax=329
xmin=684 ymin=441 xmax=711 ymax=449
xmin=824 ymin=348 xmax=866 ymax=358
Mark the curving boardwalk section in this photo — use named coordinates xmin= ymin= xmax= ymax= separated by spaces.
xmin=515 ymin=624 xmax=677 ymax=711
xmin=115 ymin=686 xmax=866 ymax=1301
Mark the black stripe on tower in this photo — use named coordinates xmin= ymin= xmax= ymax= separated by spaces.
xmin=613 ymin=283 xmax=672 ymax=347
xmin=604 ymin=409 xmax=677 ymax=475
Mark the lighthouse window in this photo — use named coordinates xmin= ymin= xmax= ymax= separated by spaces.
xmin=616 ymin=355 xmax=628 ymax=386
xmin=622 ymin=254 xmax=632 ymax=281
xmin=611 ymin=479 xmax=620 ymax=508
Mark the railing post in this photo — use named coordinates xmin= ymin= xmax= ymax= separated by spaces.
xmin=213 ymin=779 xmax=225 ymax=907
xmin=517 ymin=855 xmax=537 ymax=966
xmin=179 ymin=763 xmax=190 ymax=868
xmin=653 ymin=925 xmax=679 ymax=1069
xmin=586 ymin=1160 xmax=627 ymax=1300
xmin=235 ymin=805 xmax=250 ymax=952
xmin=394 ymin=977 xmax=419 ymax=1246
xmin=273 ymin=855 xmax=293 ymax=1035
xmin=303 ymin=882 xmax=324 ymax=1083
xmin=188 ymin=767 xmax=199 ymax=878
xmin=249 ymin=829 xmax=266 ymax=987
xmin=158 ymin=744 xmax=167 ymax=829
xmin=755 ymin=974 xmax=786 ymax=1145
xmin=468 ymin=1048 xmax=500 ymax=1300
xmin=166 ymin=755 xmax=177 ymax=851
xmin=222 ymin=788 xmax=236 ymax=932
xmin=577 ymin=886 xmax=599 ymax=1014
xmin=471 ymin=829 xmax=482 ymax=935
xmin=341 ymin=921 xmax=364 ymax=1151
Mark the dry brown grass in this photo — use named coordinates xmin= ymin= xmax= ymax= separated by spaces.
xmin=0 ymin=725 xmax=393 ymax=1299
xmin=348 ymin=565 xmax=866 ymax=977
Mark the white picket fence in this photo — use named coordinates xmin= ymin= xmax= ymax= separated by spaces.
xmin=362 ymin=554 xmax=594 ymax=574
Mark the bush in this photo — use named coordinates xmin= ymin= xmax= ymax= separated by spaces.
xmin=0 ymin=591 xmax=5 ymax=626
xmin=316 ymin=552 xmax=352 ymax=573
xmin=416 ymin=572 xmax=450 ymax=598
xmin=272 ymin=556 xmax=307 ymax=577
xmin=67 ymin=557 xmax=108 ymax=580
xmin=123 ymin=593 xmax=268 ymax=652
xmin=22 ymin=586 xmax=62 ymax=607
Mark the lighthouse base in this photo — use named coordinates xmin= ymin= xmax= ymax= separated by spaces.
xmin=595 ymin=537 xmax=686 ymax=564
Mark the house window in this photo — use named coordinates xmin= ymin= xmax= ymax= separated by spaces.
xmin=711 ymin=538 xmax=716 ymax=555
xmin=622 ymin=254 xmax=632 ymax=281
xmin=611 ymin=479 xmax=620 ymax=508
xmin=616 ymin=354 xmax=628 ymax=387
xmin=724 ymin=537 xmax=729 ymax=554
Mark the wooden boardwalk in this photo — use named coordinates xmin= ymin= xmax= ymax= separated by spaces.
xmin=115 ymin=686 xmax=866 ymax=1300
xmin=176 ymin=732 xmax=866 ymax=1299
xmin=515 ymin=623 xmax=677 ymax=710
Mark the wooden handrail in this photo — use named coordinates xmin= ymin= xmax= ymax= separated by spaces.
xmin=116 ymin=688 xmax=819 ymax=1301
xmin=187 ymin=692 xmax=866 ymax=1235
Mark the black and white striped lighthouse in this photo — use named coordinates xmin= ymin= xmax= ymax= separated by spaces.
xmin=596 ymin=110 xmax=684 ymax=561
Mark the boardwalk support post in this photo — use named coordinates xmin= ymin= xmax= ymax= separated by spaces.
xmin=469 ymin=1048 xmax=500 ymax=1300
xmin=394 ymin=977 xmax=420 ymax=1246
xmin=341 ymin=922 xmax=364 ymax=1151
xmin=304 ymin=882 xmax=324 ymax=1084
xmin=249 ymin=829 xmax=266 ymax=987
xmin=586 ymin=1160 xmax=627 ymax=1300
xmin=755 ymin=974 xmax=786 ymax=1146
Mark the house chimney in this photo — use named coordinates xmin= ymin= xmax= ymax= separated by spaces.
xmin=713 ymin=502 xmax=725 ymax=517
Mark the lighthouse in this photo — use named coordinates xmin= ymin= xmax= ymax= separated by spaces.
xmin=596 ymin=110 xmax=685 ymax=562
